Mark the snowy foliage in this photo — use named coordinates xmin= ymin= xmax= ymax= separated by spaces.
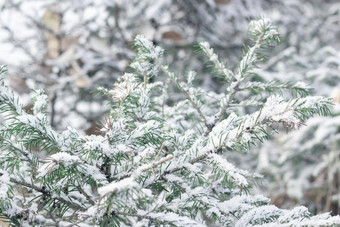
xmin=0 ymin=18 xmax=339 ymax=226
xmin=1 ymin=0 xmax=330 ymax=132
xmin=241 ymin=1 xmax=340 ymax=215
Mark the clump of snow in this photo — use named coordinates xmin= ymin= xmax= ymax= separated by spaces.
xmin=131 ymin=120 xmax=161 ymax=138
xmin=259 ymin=95 xmax=300 ymax=129
xmin=218 ymin=195 xmax=270 ymax=215
xmin=0 ymin=170 xmax=10 ymax=199
xmin=249 ymin=18 xmax=272 ymax=34
xmin=235 ymin=205 xmax=283 ymax=227
xmin=249 ymin=17 xmax=278 ymax=40
xmin=138 ymin=210 xmax=203 ymax=226
xmin=110 ymin=73 xmax=139 ymax=102
xmin=209 ymin=153 xmax=249 ymax=186
xmin=130 ymin=61 xmax=159 ymax=76
xmin=277 ymin=206 xmax=309 ymax=224
xmin=37 ymin=152 xmax=80 ymax=177
xmin=98 ymin=177 xmax=138 ymax=197
xmin=32 ymin=89 xmax=48 ymax=115
xmin=293 ymin=81 xmax=310 ymax=90
xmin=134 ymin=35 xmax=164 ymax=60
xmin=209 ymin=112 xmax=238 ymax=147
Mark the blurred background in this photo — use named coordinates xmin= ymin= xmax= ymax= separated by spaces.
xmin=0 ymin=0 xmax=339 ymax=217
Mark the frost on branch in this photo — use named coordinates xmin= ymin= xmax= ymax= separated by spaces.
xmin=198 ymin=42 xmax=234 ymax=82
xmin=0 ymin=18 xmax=339 ymax=226
xmin=32 ymin=89 xmax=48 ymax=116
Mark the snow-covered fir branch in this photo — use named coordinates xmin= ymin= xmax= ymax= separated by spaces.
xmin=0 ymin=18 xmax=339 ymax=226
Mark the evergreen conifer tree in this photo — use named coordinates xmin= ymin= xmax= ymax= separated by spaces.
xmin=0 ymin=18 xmax=339 ymax=226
